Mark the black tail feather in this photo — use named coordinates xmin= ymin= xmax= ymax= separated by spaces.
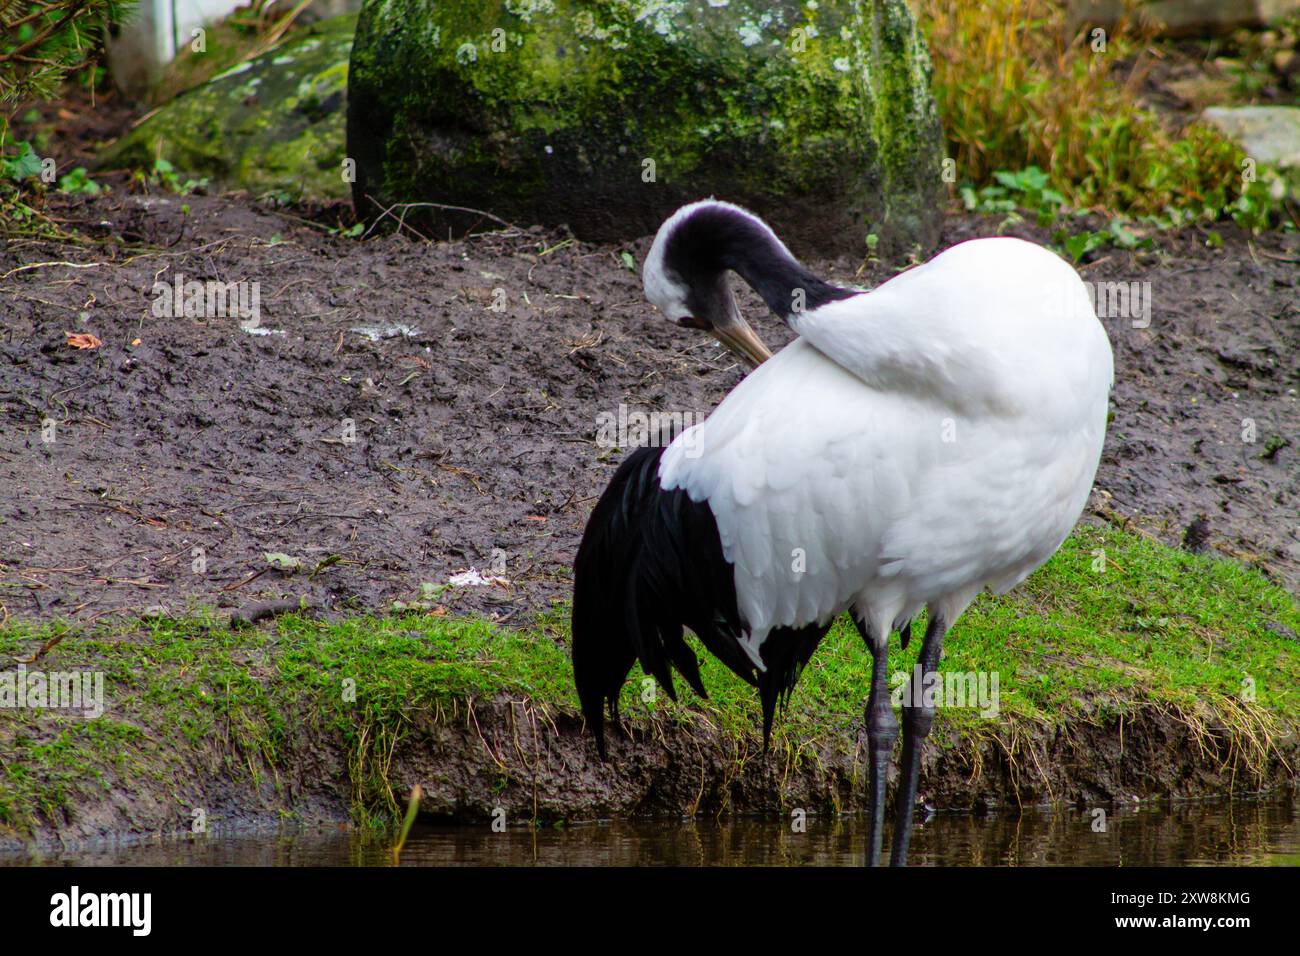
xmin=896 ymin=615 xmax=916 ymax=650
xmin=757 ymin=623 xmax=832 ymax=748
xmin=624 ymin=564 xmax=678 ymax=702
xmin=661 ymin=622 xmax=708 ymax=699
xmin=572 ymin=445 xmax=760 ymax=758
xmin=573 ymin=445 xmax=829 ymax=757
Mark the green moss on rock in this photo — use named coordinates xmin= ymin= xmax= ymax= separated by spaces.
xmin=102 ymin=16 xmax=357 ymax=202
xmin=347 ymin=0 xmax=944 ymax=254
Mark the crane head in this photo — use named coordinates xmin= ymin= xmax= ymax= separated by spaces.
xmin=642 ymin=200 xmax=774 ymax=369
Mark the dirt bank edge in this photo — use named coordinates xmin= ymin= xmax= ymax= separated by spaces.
xmin=2 ymin=685 xmax=1296 ymax=854
xmin=2 ymin=596 xmax=1297 ymax=852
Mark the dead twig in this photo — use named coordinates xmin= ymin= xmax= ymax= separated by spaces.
xmin=14 ymin=631 xmax=66 ymax=664
xmin=220 ymin=567 xmax=270 ymax=592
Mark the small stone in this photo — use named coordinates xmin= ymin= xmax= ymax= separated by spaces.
xmin=1202 ymin=106 xmax=1300 ymax=168
xmin=1069 ymin=0 xmax=1300 ymax=38
xmin=1201 ymin=105 xmax=1300 ymax=201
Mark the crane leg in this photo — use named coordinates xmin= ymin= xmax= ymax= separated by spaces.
xmin=890 ymin=613 xmax=948 ymax=866
xmin=853 ymin=611 xmax=897 ymax=867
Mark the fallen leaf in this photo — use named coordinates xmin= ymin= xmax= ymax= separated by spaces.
xmin=263 ymin=551 xmax=305 ymax=572
xmin=131 ymin=338 xmax=142 ymax=346
xmin=66 ymin=332 xmax=102 ymax=350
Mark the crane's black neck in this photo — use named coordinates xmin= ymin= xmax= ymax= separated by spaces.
xmin=663 ymin=205 xmax=856 ymax=321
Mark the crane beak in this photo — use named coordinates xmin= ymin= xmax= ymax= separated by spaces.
xmin=710 ymin=320 xmax=773 ymax=369
xmin=680 ymin=274 xmax=774 ymax=369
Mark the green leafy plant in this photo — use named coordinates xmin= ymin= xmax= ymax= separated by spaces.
xmin=961 ymin=165 xmax=1066 ymax=225
xmin=2 ymin=140 xmax=43 ymax=181
xmin=148 ymin=157 xmax=208 ymax=195
xmin=964 ymin=165 xmax=1160 ymax=263
xmin=1057 ymin=219 xmax=1147 ymax=262
xmin=57 ymin=166 xmax=100 ymax=195
xmin=1228 ymin=179 xmax=1288 ymax=232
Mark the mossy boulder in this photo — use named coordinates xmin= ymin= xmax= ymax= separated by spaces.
xmin=347 ymin=0 xmax=944 ymax=255
xmin=102 ymin=15 xmax=357 ymax=202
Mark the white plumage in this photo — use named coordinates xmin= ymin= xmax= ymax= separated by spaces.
xmin=659 ymin=236 xmax=1113 ymax=665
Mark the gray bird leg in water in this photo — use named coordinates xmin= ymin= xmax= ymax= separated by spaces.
xmin=854 ymin=610 xmax=898 ymax=867
xmin=890 ymin=613 xmax=948 ymax=866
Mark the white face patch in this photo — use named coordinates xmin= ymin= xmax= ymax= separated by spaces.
xmin=642 ymin=218 xmax=691 ymax=323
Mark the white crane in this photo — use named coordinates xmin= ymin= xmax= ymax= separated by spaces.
xmin=572 ymin=199 xmax=1113 ymax=865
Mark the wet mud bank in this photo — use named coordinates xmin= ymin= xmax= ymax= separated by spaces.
xmin=392 ymin=697 xmax=1300 ymax=821
xmin=3 ymin=689 xmax=1295 ymax=853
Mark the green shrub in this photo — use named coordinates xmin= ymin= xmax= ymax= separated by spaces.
xmin=917 ymin=0 xmax=1287 ymax=227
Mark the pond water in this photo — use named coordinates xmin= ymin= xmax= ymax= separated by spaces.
xmin=9 ymin=798 xmax=1300 ymax=866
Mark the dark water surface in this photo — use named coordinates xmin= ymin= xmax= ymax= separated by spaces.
xmin=9 ymin=799 xmax=1300 ymax=866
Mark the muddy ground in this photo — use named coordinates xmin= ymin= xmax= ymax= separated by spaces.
xmin=1 ymin=189 xmax=1297 ymax=625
